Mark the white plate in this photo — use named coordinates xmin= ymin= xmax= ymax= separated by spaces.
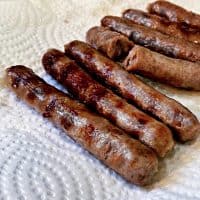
xmin=0 ymin=0 xmax=200 ymax=199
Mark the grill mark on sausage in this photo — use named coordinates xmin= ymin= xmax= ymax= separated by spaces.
xmin=81 ymin=124 xmax=96 ymax=146
xmin=43 ymin=98 xmax=56 ymax=118
xmin=61 ymin=116 xmax=74 ymax=130
xmin=62 ymin=65 xmax=107 ymax=106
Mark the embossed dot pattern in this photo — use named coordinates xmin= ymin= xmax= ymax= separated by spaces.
xmin=0 ymin=0 xmax=200 ymax=199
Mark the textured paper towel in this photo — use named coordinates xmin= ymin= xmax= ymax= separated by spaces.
xmin=0 ymin=0 xmax=200 ymax=199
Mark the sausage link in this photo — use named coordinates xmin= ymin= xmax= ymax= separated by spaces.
xmin=123 ymin=9 xmax=200 ymax=44
xmin=86 ymin=26 xmax=134 ymax=59
xmin=42 ymin=49 xmax=174 ymax=157
xmin=148 ymin=0 xmax=200 ymax=29
xmin=123 ymin=45 xmax=200 ymax=90
xmin=101 ymin=16 xmax=200 ymax=62
xmin=64 ymin=40 xmax=200 ymax=142
xmin=5 ymin=65 xmax=158 ymax=186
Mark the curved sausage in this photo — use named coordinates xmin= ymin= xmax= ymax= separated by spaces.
xmin=86 ymin=26 xmax=134 ymax=59
xmin=64 ymin=40 xmax=200 ymax=142
xmin=101 ymin=16 xmax=200 ymax=62
xmin=123 ymin=9 xmax=200 ymax=44
xmin=42 ymin=49 xmax=174 ymax=157
xmin=123 ymin=45 xmax=200 ymax=90
xmin=148 ymin=0 xmax=200 ymax=29
xmin=5 ymin=65 xmax=158 ymax=186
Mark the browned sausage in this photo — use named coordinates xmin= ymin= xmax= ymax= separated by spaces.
xmin=123 ymin=45 xmax=200 ymax=90
xmin=86 ymin=26 xmax=134 ymax=59
xmin=64 ymin=40 xmax=200 ymax=142
xmin=148 ymin=0 xmax=200 ymax=29
xmin=123 ymin=9 xmax=200 ymax=44
xmin=42 ymin=49 xmax=174 ymax=157
xmin=101 ymin=16 xmax=200 ymax=62
xmin=5 ymin=65 xmax=158 ymax=186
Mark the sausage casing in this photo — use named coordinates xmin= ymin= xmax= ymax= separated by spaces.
xmin=101 ymin=16 xmax=200 ymax=62
xmin=64 ymin=40 xmax=200 ymax=142
xmin=42 ymin=49 xmax=174 ymax=157
xmin=5 ymin=65 xmax=159 ymax=186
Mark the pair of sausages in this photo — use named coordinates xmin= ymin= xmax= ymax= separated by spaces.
xmin=87 ymin=26 xmax=200 ymax=91
xmin=123 ymin=9 xmax=200 ymax=44
xmin=6 ymin=65 xmax=158 ymax=186
xmin=64 ymin=40 xmax=200 ymax=142
xmin=42 ymin=49 xmax=174 ymax=157
xmin=148 ymin=0 xmax=200 ymax=29
xmin=101 ymin=16 xmax=200 ymax=62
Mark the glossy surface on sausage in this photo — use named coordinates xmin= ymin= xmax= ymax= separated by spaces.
xmin=148 ymin=0 xmax=200 ymax=29
xmin=101 ymin=16 xmax=200 ymax=62
xmin=123 ymin=9 xmax=200 ymax=44
xmin=5 ymin=65 xmax=158 ymax=186
xmin=123 ymin=45 xmax=200 ymax=90
xmin=65 ymin=40 xmax=200 ymax=142
xmin=42 ymin=49 xmax=174 ymax=157
xmin=86 ymin=26 xmax=134 ymax=59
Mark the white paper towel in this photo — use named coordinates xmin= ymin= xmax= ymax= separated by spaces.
xmin=0 ymin=0 xmax=200 ymax=199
